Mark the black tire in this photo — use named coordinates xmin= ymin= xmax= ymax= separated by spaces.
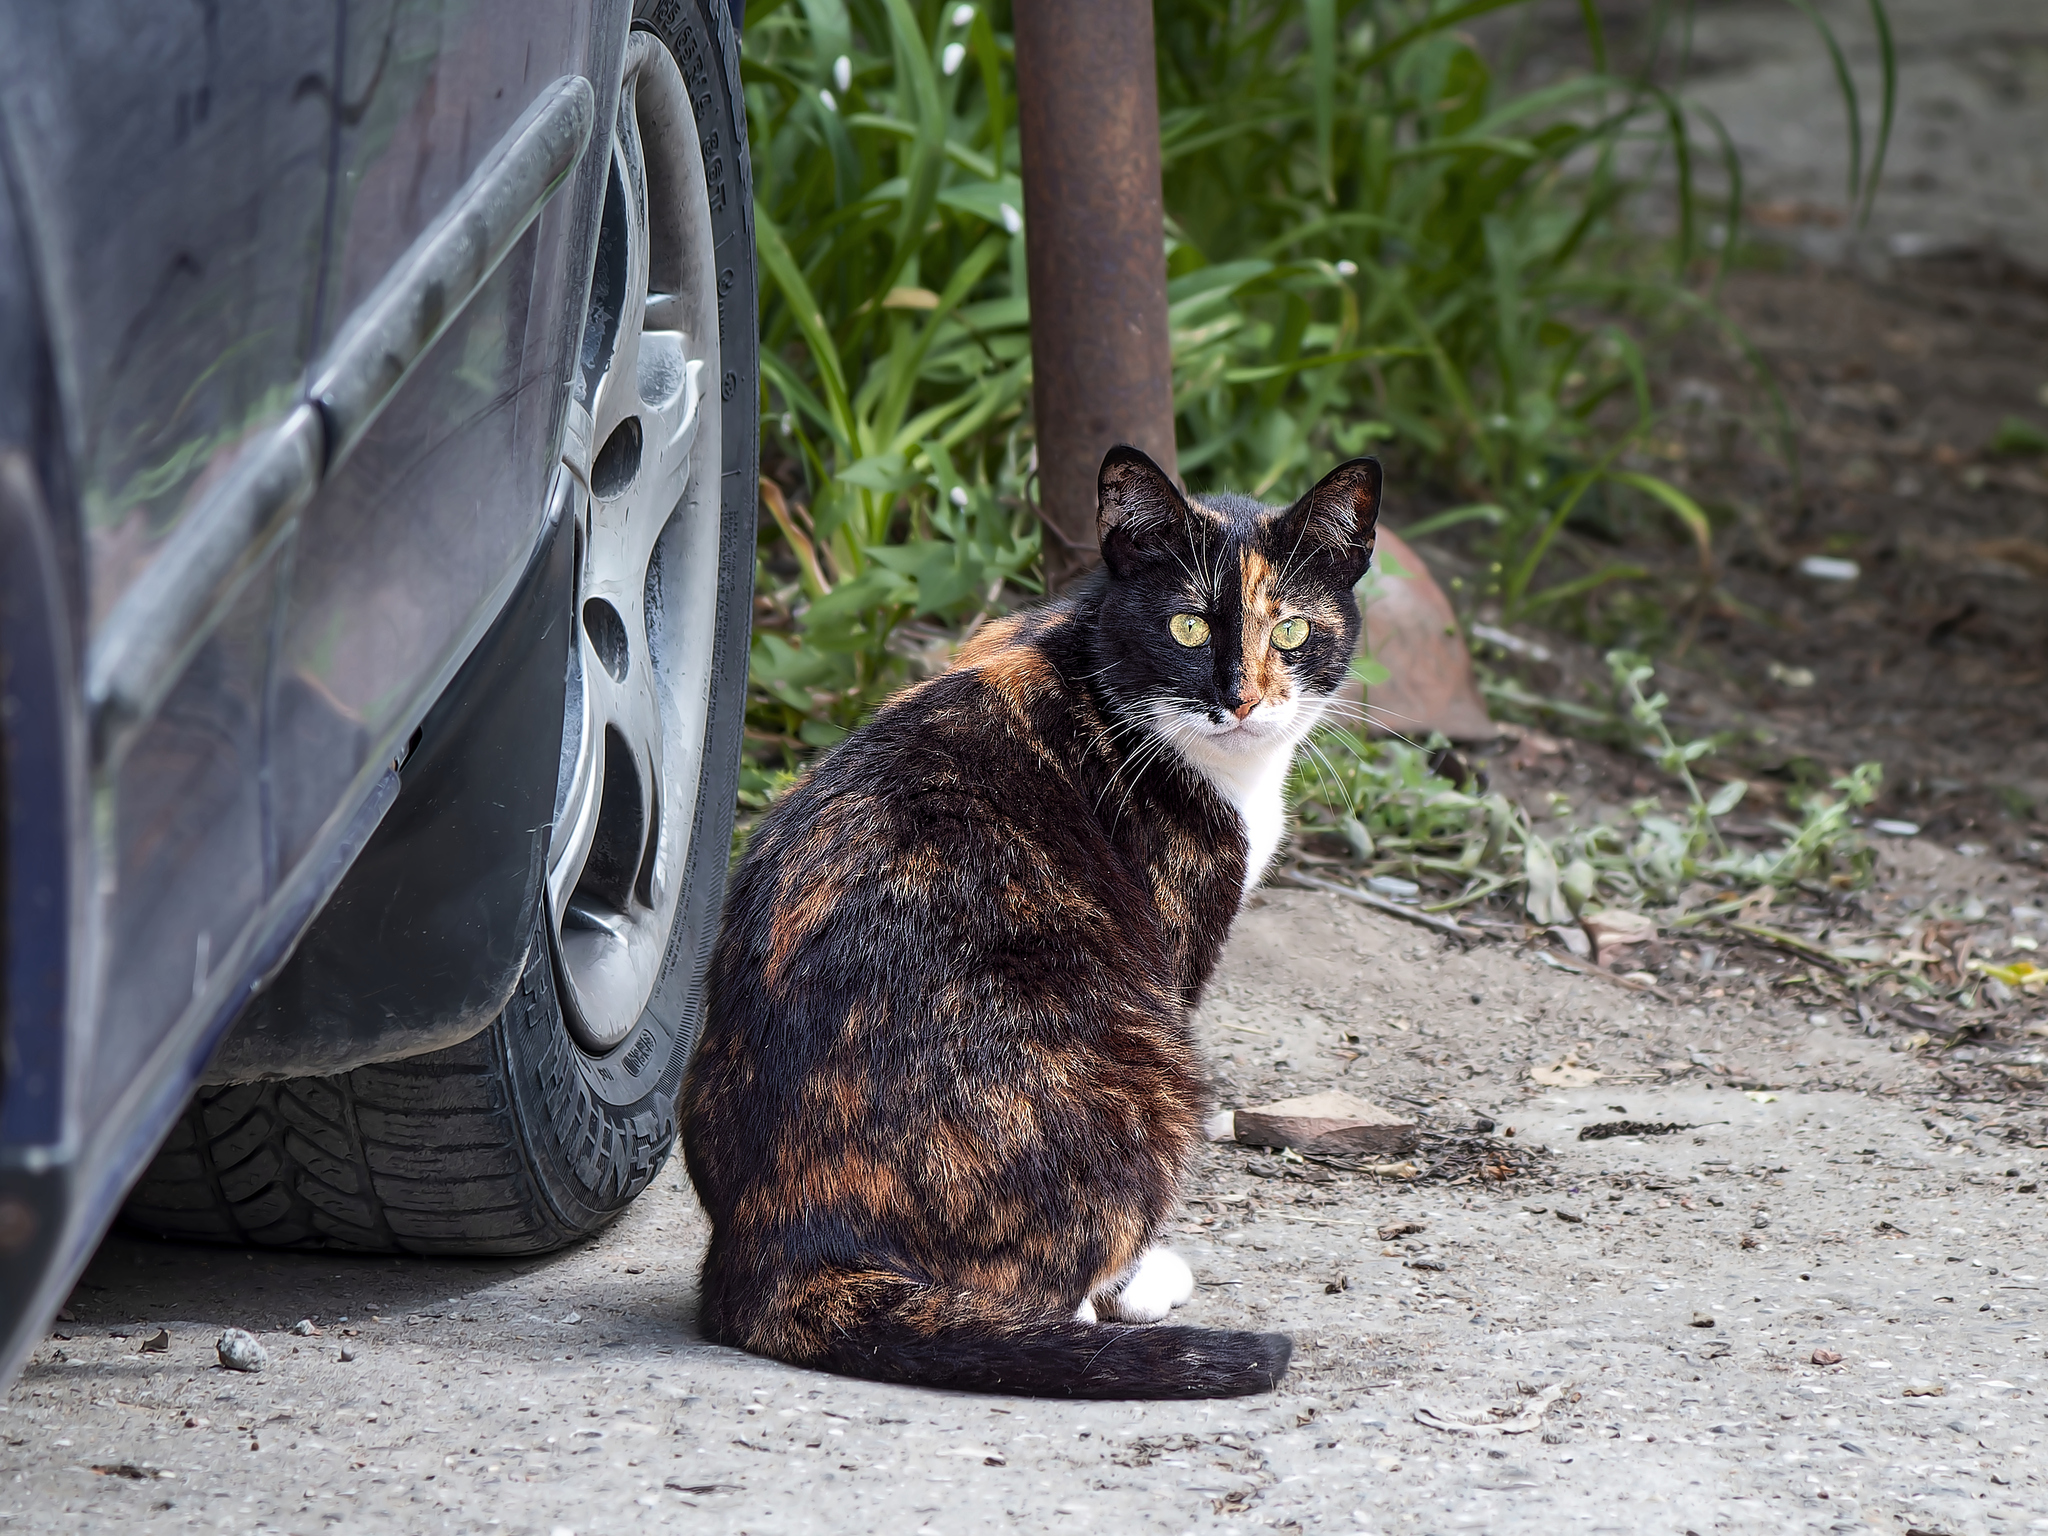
xmin=123 ymin=929 xmax=676 ymax=1253
xmin=121 ymin=0 xmax=757 ymax=1256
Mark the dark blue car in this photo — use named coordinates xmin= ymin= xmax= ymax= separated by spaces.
xmin=0 ymin=0 xmax=757 ymax=1384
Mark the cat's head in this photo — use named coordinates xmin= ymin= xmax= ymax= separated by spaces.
xmin=1090 ymin=445 xmax=1380 ymax=764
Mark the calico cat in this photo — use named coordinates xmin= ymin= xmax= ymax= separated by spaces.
xmin=682 ymin=445 xmax=1380 ymax=1398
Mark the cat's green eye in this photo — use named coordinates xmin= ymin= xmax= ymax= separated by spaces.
xmin=1271 ymin=616 xmax=1311 ymax=651
xmin=1169 ymin=613 xmax=1211 ymax=648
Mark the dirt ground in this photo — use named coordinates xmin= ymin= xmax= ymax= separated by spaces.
xmin=1466 ymin=249 xmax=2048 ymax=842
xmin=1472 ymin=0 xmax=2048 ymax=836
xmin=3 ymin=871 xmax=2042 ymax=1535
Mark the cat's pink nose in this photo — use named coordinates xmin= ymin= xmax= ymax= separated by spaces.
xmin=1231 ymin=696 xmax=1259 ymax=720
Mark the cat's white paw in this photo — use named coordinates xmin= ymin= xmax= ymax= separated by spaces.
xmin=1074 ymin=1296 xmax=1098 ymax=1325
xmin=1097 ymin=1247 xmax=1195 ymax=1324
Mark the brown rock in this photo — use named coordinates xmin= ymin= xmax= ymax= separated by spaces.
xmin=1232 ymin=1092 xmax=1419 ymax=1158
xmin=1352 ymin=529 xmax=1493 ymax=742
xmin=1812 ymin=1348 xmax=1843 ymax=1366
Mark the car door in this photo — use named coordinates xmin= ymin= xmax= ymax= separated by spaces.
xmin=0 ymin=0 xmax=340 ymax=1159
xmin=266 ymin=0 xmax=606 ymax=895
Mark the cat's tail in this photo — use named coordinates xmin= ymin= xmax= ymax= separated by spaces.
xmin=721 ymin=1273 xmax=1291 ymax=1400
xmin=823 ymin=1313 xmax=1294 ymax=1399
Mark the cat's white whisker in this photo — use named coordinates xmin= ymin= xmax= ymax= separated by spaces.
xmin=1295 ymin=734 xmax=1356 ymax=818
xmin=1096 ymin=704 xmax=1188 ymax=834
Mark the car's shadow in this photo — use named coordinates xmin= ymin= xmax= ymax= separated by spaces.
xmin=39 ymin=1182 xmax=718 ymax=1376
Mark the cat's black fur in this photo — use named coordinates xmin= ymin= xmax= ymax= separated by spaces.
xmin=681 ymin=447 xmax=1381 ymax=1397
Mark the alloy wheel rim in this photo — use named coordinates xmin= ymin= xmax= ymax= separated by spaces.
xmin=547 ymin=32 xmax=724 ymax=1057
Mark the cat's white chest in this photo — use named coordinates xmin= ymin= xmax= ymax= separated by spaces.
xmin=1183 ymin=738 xmax=1297 ymax=899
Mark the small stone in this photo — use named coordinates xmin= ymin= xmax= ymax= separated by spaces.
xmin=1901 ymin=1380 xmax=1946 ymax=1397
xmin=215 ymin=1329 xmax=267 ymax=1373
xmin=290 ymin=1318 xmax=320 ymax=1337
xmin=1739 ymin=1233 xmax=1760 ymax=1250
xmin=1554 ymin=1206 xmax=1584 ymax=1225
xmin=1812 ymin=1349 xmax=1843 ymax=1366
xmin=1689 ymin=1312 xmax=1715 ymax=1328
xmin=1796 ymin=554 xmax=1859 ymax=582
xmin=1232 ymin=1093 xmax=1418 ymax=1159
xmin=1377 ymin=1221 xmax=1426 ymax=1242
xmin=139 ymin=1328 xmax=170 ymax=1354
xmin=338 ymin=1345 xmax=356 ymax=1363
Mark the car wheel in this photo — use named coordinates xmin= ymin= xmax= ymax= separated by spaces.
xmin=121 ymin=3 xmax=756 ymax=1255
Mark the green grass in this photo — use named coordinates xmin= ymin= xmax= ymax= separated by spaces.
xmin=737 ymin=0 xmax=1895 ymax=804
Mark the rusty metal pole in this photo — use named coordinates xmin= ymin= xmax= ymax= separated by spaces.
xmin=1013 ymin=0 xmax=1178 ymax=590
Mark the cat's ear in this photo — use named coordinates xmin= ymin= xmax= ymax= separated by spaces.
xmin=1278 ymin=456 xmax=1381 ymax=586
xmin=1097 ymin=445 xmax=1196 ymax=578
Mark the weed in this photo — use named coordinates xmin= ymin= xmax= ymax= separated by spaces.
xmin=1290 ymin=652 xmax=1879 ymax=921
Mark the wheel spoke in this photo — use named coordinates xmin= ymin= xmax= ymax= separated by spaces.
xmin=545 ymin=31 xmax=722 ymax=1056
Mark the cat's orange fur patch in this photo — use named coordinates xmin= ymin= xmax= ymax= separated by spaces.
xmin=1234 ymin=545 xmax=1293 ymax=712
xmin=763 ymin=803 xmax=867 ymax=992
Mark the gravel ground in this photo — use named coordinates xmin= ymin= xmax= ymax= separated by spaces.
xmin=5 ymin=876 xmax=2043 ymax=1536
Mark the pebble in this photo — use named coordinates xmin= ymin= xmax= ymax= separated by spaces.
xmin=216 ymin=1329 xmax=267 ymax=1373
xmin=338 ymin=1345 xmax=356 ymax=1363
xmin=1554 ymin=1206 xmax=1583 ymax=1224
xmin=1812 ymin=1349 xmax=1843 ymax=1365
xmin=290 ymin=1319 xmax=320 ymax=1337
xmin=1796 ymin=554 xmax=1859 ymax=582
xmin=139 ymin=1329 xmax=170 ymax=1354
xmin=1689 ymin=1312 xmax=1715 ymax=1328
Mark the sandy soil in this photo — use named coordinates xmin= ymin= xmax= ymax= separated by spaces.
xmin=5 ymin=873 xmax=2043 ymax=1536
